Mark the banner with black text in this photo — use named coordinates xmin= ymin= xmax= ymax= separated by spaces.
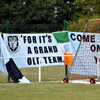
xmin=1 ymin=33 xmax=64 ymax=71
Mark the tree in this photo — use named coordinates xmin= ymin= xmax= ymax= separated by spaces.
xmin=55 ymin=0 xmax=75 ymax=22
xmin=0 ymin=0 xmax=76 ymax=24
xmin=72 ymin=0 xmax=100 ymax=19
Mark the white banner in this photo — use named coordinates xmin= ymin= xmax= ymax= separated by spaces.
xmin=2 ymin=31 xmax=99 ymax=76
xmin=69 ymin=32 xmax=100 ymax=76
xmin=1 ymin=33 xmax=64 ymax=69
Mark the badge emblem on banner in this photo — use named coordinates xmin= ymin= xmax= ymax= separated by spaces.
xmin=64 ymin=45 xmax=69 ymax=52
xmin=7 ymin=36 xmax=20 ymax=53
xmin=64 ymin=44 xmax=71 ymax=53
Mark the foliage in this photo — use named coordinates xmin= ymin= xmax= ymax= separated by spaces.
xmin=67 ymin=14 xmax=100 ymax=32
xmin=0 ymin=0 xmax=100 ymax=32
xmin=67 ymin=0 xmax=100 ymax=32
xmin=67 ymin=16 xmax=88 ymax=32
xmin=0 ymin=0 xmax=75 ymax=24
xmin=72 ymin=0 xmax=100 ymax=18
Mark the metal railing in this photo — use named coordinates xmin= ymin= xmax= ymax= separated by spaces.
xmin=0 ymin=24 xmax=63 ymax=33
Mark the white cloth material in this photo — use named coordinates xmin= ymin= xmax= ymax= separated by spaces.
xmin=0 ymin=35 xmax=10 ymax=64
xmin=18 ymin=76 xmax=31 ymax=83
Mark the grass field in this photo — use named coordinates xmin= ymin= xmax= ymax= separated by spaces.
xmin=0 ymin=65 xmax=99 ymax=100
xmin=0 ymin=82 xmax=100 ymax=100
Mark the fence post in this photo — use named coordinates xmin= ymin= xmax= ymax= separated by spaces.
xmin=39 ymin=57 xmax=41 ymax=82
xmin=64 ymin=20 xmax=68 ymax=77
xmin=6 ymin=21 xmax=10 ymax=82
xmin=64 ymin=20 xmax=67 ymax=31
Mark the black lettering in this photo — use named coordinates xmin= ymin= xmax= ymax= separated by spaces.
xmin=27 ymin=58 xmax=32 ymax=65
xmin=90 ymin=45 xmax=96 ymax=52
xmin=34 ymin=46 xmax=59 ymax=54
xmin=48 ymin=46 xmax=53 ymax=53
xmin=42 ymin=36 xmax=45 ymax=43
xmin=70 ymin=33 xmax=76 ymax=41
xmin=39 ymin=36 xmax=42 ymax=43
xmin=27 ymin=47 xmax=32 ymax=54
xmin=57 ymin=57 xmax=63 ymax=62
xmin=34 ymin=46 xmax=38 ymax=54
xmin=48 ymin=57 xmax=52 ymax=63
xmin=97 ymin=45 xmax=100 ymax=52
xmin=23 ymin=36 xmax=26 ymax=43
xmin=91 ymin=35 xmax=95 ymax=42
xmin=43 ymin=57 xmax=47 ymax=64
xmin=32 ymin=58 xmax=36 ymax=65
xmin=32 ymin=36 xmax=37 ymax=43
xmin=27 ymin=57 xmax=39 ymax=65
xmin=44 ymin=46 xmax=48 ymax=53
xmin=83 ymin=35 xmax=89 ymax=42
xmin=94 ymin=56 xmax=97 ymax=63
xmin=39 ymin=46 xmax=44 ymax=53
xmin=48 ymin=36 xmax=52 ymax=43
xmin=53 ymin=57 xmax=57 ymax=63
xmin=27 ymin=36 xmax=32 ymax=43
xmin=77 ymin=34 xmax=82 ymax=41
xmin=53 ymin=46 xmax=58 ymax=52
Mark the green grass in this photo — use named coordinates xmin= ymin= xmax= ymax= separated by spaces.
xmin=0 ymin=82 xmax=100 ymax=100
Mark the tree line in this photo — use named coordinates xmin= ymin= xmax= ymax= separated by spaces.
xmin=0 ymin=0 xmax=100 ymax=31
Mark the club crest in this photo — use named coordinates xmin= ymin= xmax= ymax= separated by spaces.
xmin=7 ymin=36 xmax=20 ymax=53
xmin=64 ymin=43 xmax=72 ymax=53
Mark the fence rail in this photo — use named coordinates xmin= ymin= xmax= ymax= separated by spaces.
xmin=0 ymin=24 xmax=63 ymax=33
